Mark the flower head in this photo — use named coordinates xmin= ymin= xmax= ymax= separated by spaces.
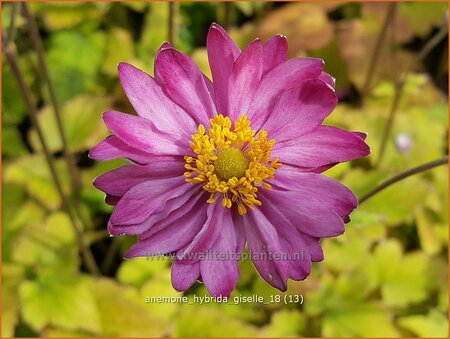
xmin=90 ymin=23 xmax=370 ymax=296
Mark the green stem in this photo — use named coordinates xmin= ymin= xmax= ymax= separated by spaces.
xmin=5 ymin=43 xmax=100 ymax=276
xmin=359 ymin=156 xmax=448 ymax=204
xmin=22 ymin=3 xmax=82 ymax=204
xmin=3 ymin=2 xmax=20 ymax=49
xmin=361 ymin=3 xmax=397 ymax=102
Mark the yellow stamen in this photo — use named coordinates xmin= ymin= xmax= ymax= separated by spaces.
xmin=185 ymin=114 xmax=281 ymax=215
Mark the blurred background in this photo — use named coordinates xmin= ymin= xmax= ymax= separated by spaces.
xmin=2 ymin=1 xmax=448 ymax=337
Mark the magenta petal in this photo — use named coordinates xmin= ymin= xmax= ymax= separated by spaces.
xmin=155 ymin=48 xmax=216 ymax=125
xmin=89 ymin=136 xmax=155 ymax=165
xmin=105 ymin=195 xmax=120 ymax=206
xmin=227 ymin=39 xmax=264 ymax=122
xmin=124 ymin=201 xmax=207 ymax=258
xmin=273 ymin=125 xmax=371 ymax=169
xmin=207 ymin=23 xmax=241 ymax=115
xmin=94 ymin=159 xmax=184 ymax=197
xmin=303 ymin=235 xmax=324 ymax=262
xmin=232 ymin=210 xmax=247 ymax=255
xmin=243 ymin=208 xmax=289 ymax=291
xmin=200 ymin=209 xmax=239 ymax=297
xmin=318 ymin=71 xmax=336 ymax=90
xmin=171 ymin=259 xmax=200 ymax=292
xmin=247 ymin=57 xmax=324 ymax=130
xmin=103 ymin=110 xmax=188 ymax=156
xmin=177 ymin=203 xmax=224 ymax=261
xmin=273 ymin=168 xmax=357 ymax=220
xmin=110 ymin=176 xmax=190 ymax=225
xmin=261 ymin=79 xmax=337 ymax=142
xmin=118 ymin=62 xmax=196 ymax=138
xmin=260 ymin=189 xmax=345 ymax=238
xmin=263 ymin=35 xmax=288 ymax=74
xmin=109 ymin=187 xmax=202 ymax=236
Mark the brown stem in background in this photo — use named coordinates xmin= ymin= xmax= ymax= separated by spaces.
xmin=3 ymin=2 xmax=20 ymax=49
xmin=416 ymin=25 xmax=448 ymax=63
xmin=5 ymin=43 xmax=100 ymax=276
xmin=361 ymin=3 xmax=397 ymax=103
xmin=359 ymin=156 xmax=448 ymax=204
xmin=375 ymin=7 xmax=401 ymax=168
xmin=101 ymin=237 xmax=122 ymax=274
xmin=168 ymin=1 xmax=178 ymax=46
xmin=22 ymin=3 xmax=82 ymax=203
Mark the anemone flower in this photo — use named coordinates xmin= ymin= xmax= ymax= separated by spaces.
xmin=90 ymin=23 xmax=370 ymax=297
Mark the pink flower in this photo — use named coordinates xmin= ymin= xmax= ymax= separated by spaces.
xmin=90 ymin=23 xmax=370 ymax=296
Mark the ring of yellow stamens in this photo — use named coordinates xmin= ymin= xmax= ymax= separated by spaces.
xmin=184 ymin=114 xmax=281 ymax=215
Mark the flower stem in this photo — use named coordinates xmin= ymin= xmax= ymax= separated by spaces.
xmin=361 ymin=3 xmax=397 ymax=102
xmin=417 ymin=25 xmax=448 ymax=63
xmin=21 ymin=3 xmax=82 ymax=204
xmin=4 ymin=43 xmax=100 ymax=276
xmin=359 ymin=156 xmax=448 ymax=204
xmin=375 ymin=81 xmax=404 ymax=167
xmin=3 ymin=2 xmax=20 ymax=49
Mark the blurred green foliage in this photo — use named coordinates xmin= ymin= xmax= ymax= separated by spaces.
xmin=2 ymin=2 xmax=448 ymax=337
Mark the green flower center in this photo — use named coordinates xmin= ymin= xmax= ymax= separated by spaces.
xmin=214 ymin=148 xmax=248 ymax=181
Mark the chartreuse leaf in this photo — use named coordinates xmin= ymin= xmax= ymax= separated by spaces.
xmin=13 ymin=212 xmax=78 ymax=274
xmin=174 ymin=303 xmax=258 ymax=337
xmin=117 ymin=256 xmax=168 ymax=289
xmin=322 ymin=303 xmax=399 ymax=337
xmin=261 ymin=310 xmax=305 ymax=337
xmin=140 ymin=270 xmax=180 ymax=323
xmin=4 ymin=155 xmax=70 ymax=209
xmin=399 ymin=2 xmax=447 ymax=37
xmin=322 ymin=235 xmax=371 ymax=273
xmin=92 ymin=278 xmax=165 ymax=336
xmin=31 ymin=2 xmax=102 ymax=30
xmin=20 ymin=272 xmax=101 ymax=333
xmin=2 ymin=127 xmax=27 ymax=157
xmin=358 ymin=175 xmax=429 ymax=225
xmin=365 ymin=240 xmax=430 ymax=307
xmin=29 ymin=95 xmax=111 ymax=153
xmin=415 ymin=208 xmax=444 ymax=255
xmin=2 ymin=265 xmax=24 ymax=337
xmin=46 ymin=30 xmax=106 ymax=104
xmin=102 ymin=27 xmax=135 ymax=77
xmin=398 ymin=309 xmax=448 ymax=337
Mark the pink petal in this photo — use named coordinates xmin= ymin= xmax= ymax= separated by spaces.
xmin=110 ymin=176 xmax=190 ymax=226
xmin=227 ymin=39 xmax=264 ymax=122
xmin=263 ymin=35 xmax=288 ymax=74
xmin=200 ymin=208 xmax=239 ymax=297
xmin=109 ymin=187 xmax=203 ymax=236
xmin=124 ymin=200 xmax=207 ymax=258
xmin=273 ymin=125 xmax=370 ymax=169
xmin=171 ymin=259 xmax=200 ymax=292
xmin=155 ymin=47 xmax=216 ymax=125
xmin=105 ymin=194 xmax=120 ymax=206
xmin=261 ymin=79 xmax=337 ymax=143
xmin=93 ymin=159 xmax=184 ymax=197
xmin=273 ymin=168 xmax=357 ymax=220
xmin=118 ymin=62 xmax=196 ymax=138
xmin=247 ymin=57 xmax=324 ymax=130
xmin=207 ymin=23 xmax=241 ymax=114
xmin=243 ymin=208 xmax=289 ymax=291
xmin=256 ymin=201 xmax=312 ymax=281
xmin=259 ymin=189 xmax=345 ymax=238
xmin=103 ymin=110 xmax=189 ymax=156
xmin=89 ymin=136 xmax=156 ymax=165
xmin=177 ymin=202 xmax=224 ymax=261
xmin=318 ymin=71 xmax=336 ymax=90
xmin=232 ymin=209 xmax=247 ymax=255
xmin=303 ymin=235 xmax=324 ymax=262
